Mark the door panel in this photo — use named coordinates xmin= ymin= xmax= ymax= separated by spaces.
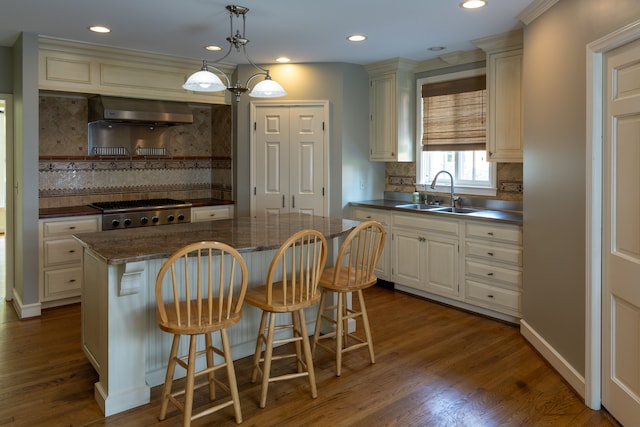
xmin=290 ymin=108 xmax=324 ymax=215
xmin=602 ymin=37 xmax=640 ymax=426
xmin=255 ymin=109 xmax=289 ymax=216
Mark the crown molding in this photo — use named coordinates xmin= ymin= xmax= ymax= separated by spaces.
xmin=517 ymin=0 xmax=561 ymax=25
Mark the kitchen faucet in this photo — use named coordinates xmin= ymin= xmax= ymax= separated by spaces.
xmin=430 ymin=170 xmax=458 ymax=208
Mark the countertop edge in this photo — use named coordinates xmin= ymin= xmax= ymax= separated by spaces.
xmin=350 ymin=200 xmax=523 ymax=225
xmin=39 ymin=199 xmax=234 ymax=219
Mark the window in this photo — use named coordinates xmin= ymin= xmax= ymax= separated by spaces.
xmin=416 ymin=69 xmax=496 ymax=196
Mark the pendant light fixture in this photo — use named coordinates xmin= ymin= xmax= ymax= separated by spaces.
xmin=183 ymin=5 xmax=287 ymax=102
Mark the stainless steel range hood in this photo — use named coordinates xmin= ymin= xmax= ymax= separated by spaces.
xmin=88 ymin=96 xmax=193 ymax=125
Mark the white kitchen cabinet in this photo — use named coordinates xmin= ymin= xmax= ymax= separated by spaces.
xmin=462 ymin=221 xmax=523 ymax=317
xmin=251 ymin=102 xmax=328 ymax=217
xmin=39 ymin=215 xmax=100 ymax=306
xmin=350 ymin=207 xmax=391 ymax=281
xmin=365 ymin=58 xmax=417 ymax=162
xmin=473 ymin=30 xmax=523 ymax=162
xmin=191 ymin=205 xmax=234 ymax=222
xmin=392 ymin=212 xmax=459 ymax=298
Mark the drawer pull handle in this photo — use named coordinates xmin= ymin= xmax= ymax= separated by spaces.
xmin=69 ymin=279 xmax=76 ymax=283
xmin=366 ymin=216 xmax=371 ymax=219
xmin=487 ymin=252 xmax=494 ymax=256
xmin=209 ymin=213 xmax=216 ymax=217
xmin=68 ymin=250 xmax=76 ymax=253
xmin=487 ymin=232 xmax=494 ymax=236
xmin=69 ymin=226 xmax=76 ymax=230
xmin=487 ymin=294 xmax=494 ymax=298
xmin=487 ymin=272 xmax=494 ymax=276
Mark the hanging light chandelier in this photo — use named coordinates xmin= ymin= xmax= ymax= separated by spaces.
xmin=183 ymin=5 xmax=287 ymax=102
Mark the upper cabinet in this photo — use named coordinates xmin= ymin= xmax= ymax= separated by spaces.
xmin=365 ymin=58 xmax=417 ymax=162
xmin=473 ymin=30 xmax=523 ymax=162
xmin=38 ymin=37 xmax=231 ymax=104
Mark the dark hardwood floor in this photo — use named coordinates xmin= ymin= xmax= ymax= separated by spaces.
xmin=0 ymin=286 xmax=620 ymax=427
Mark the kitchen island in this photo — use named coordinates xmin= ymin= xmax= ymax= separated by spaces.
xmin=74 ymin=214 xmax=359 ymax=416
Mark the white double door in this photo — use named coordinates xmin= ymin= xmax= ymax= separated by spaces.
xmin=251 ymin=101 xmax=328 ymax=217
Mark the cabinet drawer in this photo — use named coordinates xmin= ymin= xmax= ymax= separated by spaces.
xmin=351 ymin=207 xmax=390 ymax=225
xmin=191 ymin=206 xmax=232 ymax=222
xmin=466 ymin=222 xmax=521 ymax=244
xmin=44 ymin=239 xmax=83 ymax=266
xmin=393 ymin=213 xmax=459 ymax=236
xmin=465 ymin=241 xmax=522 ymax=266
xmin=43 ymin=217 xmax=99 ymax=238
xmin=465 ymin=279 xmax=520 ymax=312
xmin=44 ymin=266 xmax=82 ymax=299
xmin=465 ymin=259 xmax=521 ymax=288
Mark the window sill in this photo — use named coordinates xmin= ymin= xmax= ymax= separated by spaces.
xmin=417 ymin=184 xmax=497 ymax=197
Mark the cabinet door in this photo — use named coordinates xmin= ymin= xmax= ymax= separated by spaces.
xmin=392 ymin=227 xmax=422 ymax=289
xmin=487 ymin=49 xmax=523 ymax=162
xmin=369 ymin=73 xmax=396 ymax=161
xmin=424 ymin=235 xmax=459 ymax=297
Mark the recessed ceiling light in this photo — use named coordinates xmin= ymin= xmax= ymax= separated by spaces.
xmin=88 ymin=25 xmax=111 ymax=34
xmin=428 ymin=46 xmax=446 ymax=51
xmin=204 ymin=45 xmax=223 ymax=51
xmin=276 ymin=57 xmax=291 ymax=63
xmin=347 ymin=34 xmax=367 ymax=42
xmin=460 ymin=0 xmax=487 ymax=9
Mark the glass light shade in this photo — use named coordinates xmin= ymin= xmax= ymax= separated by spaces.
xmin=182 ymin=70 xmax=226 ymax=92
xmin=249 ymin=78 xmax=287 ymax=98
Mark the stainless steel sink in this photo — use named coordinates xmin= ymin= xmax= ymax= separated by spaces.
xmin=395 ymin=203 xmax=447 ymax=211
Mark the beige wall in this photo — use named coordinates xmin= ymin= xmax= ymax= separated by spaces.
xmin=523 ymin=0 xmax=640 ymax=375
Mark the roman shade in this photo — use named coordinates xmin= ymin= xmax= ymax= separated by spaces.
xmin=422 ymin=76 xmax=486 ymax=151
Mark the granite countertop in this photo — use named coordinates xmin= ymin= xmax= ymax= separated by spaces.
xmin=74 ymin=213 xmax=359 ymax=265
xmin=350 ymin=199 xmax=523 ymax=225
xmin=39 ymin=199 xmax=234 ymax=219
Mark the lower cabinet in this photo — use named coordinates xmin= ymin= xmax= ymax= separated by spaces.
xmin=350 ymin=205 xmax=523 ymax=322
xmin=463 ymin=221 xmax=523 ymax=318
xmin=350 ymin=207 xmax=391 ymax=281
xmin=39 ymin=215 xmax=101 ymax=306
xmin=191 ymin=204 xmax=234 ymax=222
xmin=392 ymin=213 xmax=459 ymax=298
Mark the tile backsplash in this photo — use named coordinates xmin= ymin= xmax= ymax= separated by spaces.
xmin=385 ymin=161 xmax=523 ymax=202
xmin=38 ymin=94 xmax=232 ymax=208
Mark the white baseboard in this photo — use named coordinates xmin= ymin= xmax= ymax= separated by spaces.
xmin=11 ymin=290 xmax=42 ymax=318
xmin=520 ymin=319 xmax=585 ymax=399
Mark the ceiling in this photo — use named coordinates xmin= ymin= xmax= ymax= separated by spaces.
xmin=0 ymin=0 xmax=534 ymax=66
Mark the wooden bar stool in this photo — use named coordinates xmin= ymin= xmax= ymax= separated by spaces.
xmin=155 ymin=241 xmax=248 ymax=426
xmin=312 ymin=220 xmax=386 ymax=376
xmin=245 ymin=229 xmax=328 ymax=408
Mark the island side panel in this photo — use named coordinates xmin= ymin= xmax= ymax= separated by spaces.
xmin=83 ymin=248 xmax=151 ymax=416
